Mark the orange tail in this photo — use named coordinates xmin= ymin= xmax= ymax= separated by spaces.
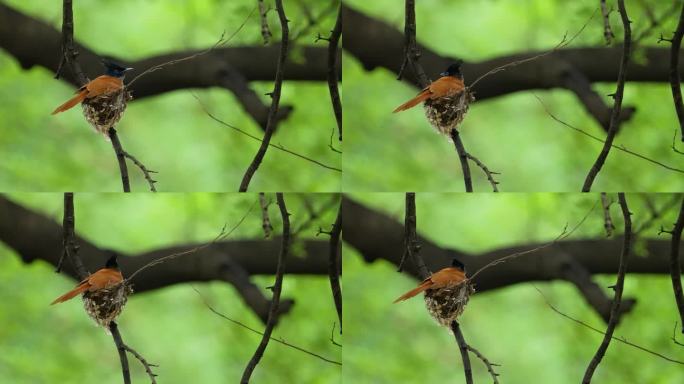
xmin=393 ymin=280 xmax=432 ymax=303
xmin=51 ymin=90 xmax=88 ymax=115
xmin=392 ymin=90 xmax=431 ymax=113
xmin=51 ymin=283 xmax=89 ymax=305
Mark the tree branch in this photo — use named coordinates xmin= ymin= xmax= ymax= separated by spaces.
xmin=450 ymin=130 xmax=473 ymax=193
xmin=669 ymin=196 xmax=684 ymax=333
xmin=109 ymin=322 xmax=131 ymax=384
xmin=239 ymin=0 xmax=290 ymax=191
xmin=108 ymin=128 xmax=131 ymax=192
xmin=241 ymin=192 xmax=291 ymax=383
xmin=582 ymin=192 xmax=632 ymax=383
xmin=582 ymin=0 xmax=632 ymax=192
xmin=451 ymin=321 xmax=473 ymax=384
xmin=326 ymin=4 xmax=342 ymax=143
xmin=668 ymin=2 xmax=684 ymax=142
xmin=328 ymin=202 xmax=343 ymax=333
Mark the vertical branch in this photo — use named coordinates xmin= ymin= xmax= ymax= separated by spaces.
xmin=450 ymin=130 xmax=473 ymax=193
xmin=669 ymin=196 xmax=684 ymax=333
xmin=398 ymin=0 xmax=428 ymax=87
xmin=582 ymin=192 xmax=632 ymax=383
xmin=109 ymin=128 xmax=131 ymax=193
xmin=259 ymin=193 xmax=273 ymax=238
xmin=600 ymin=0 xmax=614 ymax=45
xmin=668 ymin=3 xmax=684 ymax=142
xmin=581 ymin=0 xmax=631 ymax=192
xmin=327 ymin=4 xmax=342 ymax=142
xmin=451 ymin=321 xmax=474 ymax=384
xmin=328 ymin=202 xmax=343 ymax=333
xmin=241 ymin=193 xmax=290 ymax=383
xmin=109 ymin=322 xmax=132 ymax=384
xmin=239 ymin=0 xmax=289 ymax=192
xmin=55 ymin=0 xmax=86 ymax=84
xmin=397 ymin=192 xmax=429 ymax=279
xmin=257 ymin=0 xmax=272 ymax=45
xmin=57 ymin=192 xmax=88 ymax=279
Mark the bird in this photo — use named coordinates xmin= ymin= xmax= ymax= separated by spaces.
xmin=51 ymin=254 xmax=132 ymax=327
xmin=394 ymin=258 xmax=475 ymax=327
xmin=51 ymin=59 xmax=133 ymax=138
xmin=393 ymin=61 xmax=474 ymax=135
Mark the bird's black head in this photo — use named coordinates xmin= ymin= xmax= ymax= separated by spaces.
xmin=105 ymin=254 xmax=119 ymax=269
xmin=101 ymin=59 xmax=133 ymax=78
xmin=451 ymin=258 xmax=466 ymax=272
xmin=440 ymin=60 xmax=464 ymax=78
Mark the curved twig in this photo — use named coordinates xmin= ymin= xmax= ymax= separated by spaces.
xmin=123 ymin=345 xmax=158 ymax=384
xmin=241 ymin=192 xmax=291 ymax=383
xmin=466 ymin=152 xmax=499 ymax=192
xmin=122 ymin=150 xmax=157 ymax=192
xmin=467 ymin=345 xmax=500 ymax=384
xmin=582 ymin=1 xmax=631 ymax=192
xmin=239 ymin=0 xmax=290 ymax=192
xmin=582 ymin=192 xmax=632 ymax=383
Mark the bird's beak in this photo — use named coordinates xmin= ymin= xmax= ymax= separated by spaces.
xmin=125 ymin=67 xmax=134 ymax=72
xmin=440 ymin=71 xmax=448 ymax=76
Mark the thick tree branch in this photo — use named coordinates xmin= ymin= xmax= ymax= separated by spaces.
xmin=582 ymin=192 xmax=632 ymax=383
xmin=328 ymin=202 xmax=343 ymax=333
xmin=239 ymin=0 xmax=290 ymax=192
xmin=451 ymin=321 xmax=473 ymax=384
xmin=582 ymin=0 xmax=632 ymax=192
xmin=450 ymin=130 xmax=473 ymax=193
xmin=670 ymin=196 xmax=684 ymax=333
xmin=326 ymin=5 xmax=342 ymax=142
xmin=669 ymin=2 xmax=684 ymax=142
xmin=109 ymin=322 xmax=131 ymax=384
xmin=108 ymin=128 xmax=131 ymax=192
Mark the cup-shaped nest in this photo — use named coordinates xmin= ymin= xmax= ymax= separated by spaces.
xmin=424 ymin=280 xmax=475 ymax=327
xmin=424 ymin=89 xmax=475 ymax=136
xmin=82 ymin=89 xmax=133 ymax=139
xmin=82 ymin=282 xmax=133 ymax=328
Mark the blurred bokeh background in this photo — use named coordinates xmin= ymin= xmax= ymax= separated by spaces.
xmin=0 ymin=1 xmax=341 ymax=192
xmin=344 ymin=193 xmax=682 ymax=383
xmin=0 ymin=193 xmax=341 ymax=383
xmin=343 ymin=0 xmax=683 ymax=192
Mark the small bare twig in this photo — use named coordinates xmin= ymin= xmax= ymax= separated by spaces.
xmin=397 ymin=192 xmax=429 ymax=279
xmin=669 ymin=196 xmax=684 ymax=333
xmin=239 ymin=0 xmax=290 ymax=192
xmin=257 ymin=0 xmax=272 ymax=45
xmin=126 ymin=200 xmax=257 ymax=283
xmin=536 ymin=286 xmax=684 ymax=364
xmin=466 ymin=153 xmax=500 ymax=192
xmin=673 ymin=323 xmax=684 ymax=347
xmin=534 ymin=94 xmax=684 ymax=175
xmin=451 ymin=321 xmax=473 ymax=384
xmin=450 ymin=130 xmax=473 ymax=193
xmin=241 ymin=192 xmax=291 ymax=383
xmin=467 ymin=345 xmax=501 ymax=384
xmin=122 ymin=150 xmax=157 ymax=192
xmin=600 ymin=0 xmax=615 ymax=45
xmin=123 ymin=345 xmax=158 ymax=384
xmin=259 ymin=193 xmax=273 ymax=238
xmin=193 ymin=287 xmax=341 ymax=365
xmin=328 ymin=202 xmax=342 ymax=333
xmin=329 ymin=322 xmax=342 ymax=347
xmin=582 ymin=192 xmax=632 ymax=383
xmin=601 ymin=192 xmax=615 ymax=237
xmin=582 ymin=0 xmax=632 ymax=192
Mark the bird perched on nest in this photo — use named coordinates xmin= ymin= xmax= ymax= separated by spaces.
xmin=393 ymin=61 xmax=475 ymax=136
xmin=51 ymin=255 xmax=132 ymax=328
xmin=52 ymin=59 xmax=133 ymax=139
xmin=394 ymin=258 xmax=475 ymax=327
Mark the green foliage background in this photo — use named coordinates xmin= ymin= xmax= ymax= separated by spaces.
xmin=343 ymin=0 xmax=683 ymax=192
xmin=0 ymin=193 xmax=341 ymax=383
xmin=0 ymin=1 xmax=341 ymax=192
xmin=344 ymin=193 xmax=682 ymax=384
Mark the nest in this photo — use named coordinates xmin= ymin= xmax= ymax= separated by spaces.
xmin=81 ymin=89 xmax=132 ymax=139
xmin=82 ymin=282 xmax=133 ymax=328
xmin=424 ymin=89 xmax=475 ymax=136
xmin=424 ymin=280 xmax=475 ymax=327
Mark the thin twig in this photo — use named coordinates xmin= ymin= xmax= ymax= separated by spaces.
xmin=193 ymin=287 xmax=341 ymax=365
xmin=601 ymin=192 xmax=615 ymax=237
xmin=600 ymin=0 xmax=615 ymax=45
xmin=673 ymin=322 xmax=684 ymax=347
xmin=239 ymin=0 xmax=290 ymax=192
xmin=259 ymin=193 xmax=273 ymax=238
xmin=108 ymin=128 xmax=131 ymax=192
xmin=451 ymin=321 xmax=473 ymax=384
xmin=467 ymin=345 xmax=501 ymax=384
xmin=326 ymin=4 xmax=342 ymax=144
xmin=241 ymin=193 xmax=291 ymax=383
xmin=109 ymin=322 xmax=131 ymax=384
xmin=397 ymin=192 xmax=429 ymax=279
xmin=123 ymin=345 xmax=158 ymax=384
xmin=122 ymin=150 xmax=157 ymax=192
xmin=582 ymin=0 xmax=632 ymax=192
xmin=534 ymin=94 xmax=684 ymax=174
xmin=668 ymin=2 xmax=684 ymax=142
xmin=126 ymin=200 xmax=257 ymax=283
xmin=127 ymin=6 xmax=256 ymax=87
xmin=450 ymin=130 xmax=473 ymax=193
xmin=328 ymin=202 xmax=342 ymax=334
xmin=669 ymin=196 xmax=684 ymax=333
xmin=582 ymin=192 xmax=632 ymax=383
xmin=466 ymin=153 xmax=500 ymax=192
xmin=257 ymin=0 xmax=272 ymax=45
xmin=194 ymin=95 xmax=341 ymax=172
xmin=535 ymin=286 xmax=684 ymax=365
